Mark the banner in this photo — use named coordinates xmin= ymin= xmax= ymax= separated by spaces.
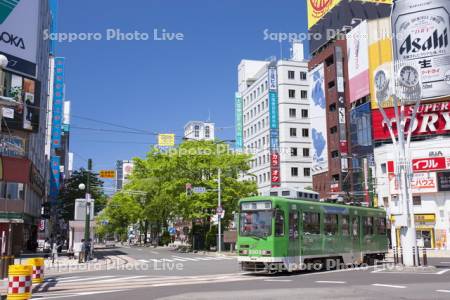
xmin=49 ymin=156 xmax=60 ymax=202
xmin=268 ymin=65 xmax=280 ymax=186
xmin=51 ymin=57 xmax=65 ymax=149
xmin=309 ymin=63 xmax=328 ymax=175
xmin=235 ymin=93 xmax=243 ymax=151
xmin=389 ymin=172 xmax=438 ymax=194
xmin=347 ymin=21 xmax=370 ymax=103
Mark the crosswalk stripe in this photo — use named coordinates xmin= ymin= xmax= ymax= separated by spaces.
xmin=94 ymin=276 xmax=148 ymax=283
xmin=138 ymin=259 xmax=149 ymax=263
xmin=171 ymin=258 xmax=187 ymax=261
xmin=56 ymin=276 xmax=115 ymax=283
xmin=195 ymin=257 xmax=216 ymax=261
xmin=172 ymin=256 xmax=197 ymax=261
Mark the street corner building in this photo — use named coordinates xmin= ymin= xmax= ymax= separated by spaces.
xmin=306 ymin=0 xmax=450 ymax=250
xmin=0 ymin=0 xmax=52 ymax=256
xmin=235 ymin=42 xmax=313 ymax=195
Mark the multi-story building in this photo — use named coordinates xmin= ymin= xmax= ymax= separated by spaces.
xmin=184 ymin=121 xmax=215 ymax=141
xmin=236 ymin=43 xmax=312 ymax=195
xmin=0 ymin=0 xmax=51 ymax=254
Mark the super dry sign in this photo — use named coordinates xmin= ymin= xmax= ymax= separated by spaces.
xmin=372 ymin=101 xmax=450 ymax=140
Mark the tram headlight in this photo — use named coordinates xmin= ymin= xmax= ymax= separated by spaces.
xmin=239 ymin=249 xmax=249 ymax=255
xmin=261 ymin=250 xmax=272 ymax=256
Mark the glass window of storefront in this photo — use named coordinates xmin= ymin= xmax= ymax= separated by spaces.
xmin=0 ymin=182 xmax=25 ymax=200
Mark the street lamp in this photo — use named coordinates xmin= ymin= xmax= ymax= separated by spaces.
xmin=78 ymin=181 xmax=91 ymax=243
xmin=373 ymin=60 xmax=422 ymax=267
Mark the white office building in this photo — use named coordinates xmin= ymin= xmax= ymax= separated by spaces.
xmin=235 ymin=43 xmax=313 ymax=195
xmin=184 ymin=121 xmax=215 ymax=141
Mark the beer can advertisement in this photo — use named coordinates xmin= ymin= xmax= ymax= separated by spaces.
xmin=392 ymin=0 xmax=450 ymax=100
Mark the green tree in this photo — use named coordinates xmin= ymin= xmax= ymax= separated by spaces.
xmin=59 ymin=168 xmax=107 ymax=221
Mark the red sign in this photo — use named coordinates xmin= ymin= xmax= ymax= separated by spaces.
xmin=271 ymin=153 xmax=280 ymax=167
xmin=372 ymin=101 xmax=450 ymax=140
xmin=271 ymin=152 xmax=281 ymax=186
xmin=271 ymin=169 xmax=280 ymax=183
xmin=387 ymin=157 xmax=450 ymax=173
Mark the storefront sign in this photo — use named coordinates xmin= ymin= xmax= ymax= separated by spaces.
xmin=388 ymin=157 xmax=450 ymax=173
xmin=372 ymin=101 xmax=450 ymax=140
xmin=0 ymin=134 xmax=25 ymax=157
xmin=389 ymin=172 xmax=438 ymax=194
xmin=51 ymin=57 xmax=65 ymax=149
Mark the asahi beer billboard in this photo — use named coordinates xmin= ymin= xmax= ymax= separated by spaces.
xmin=309 ymin=63 xmax=328 ymax=175
xmin=392 ymin=0 xmax=450 ymax=100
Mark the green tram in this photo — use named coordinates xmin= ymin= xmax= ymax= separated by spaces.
xmin=237 ymin=190 xmax=388 ymax=272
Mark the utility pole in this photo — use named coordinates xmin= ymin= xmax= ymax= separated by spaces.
xmin=84 ymin=159 xmax=92 ymax=241
xmin=217 ymin=168 xmax=222 ymax=253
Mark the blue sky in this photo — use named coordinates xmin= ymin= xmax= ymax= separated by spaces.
xmin=57 ymin=0 xmax=308 ymax=177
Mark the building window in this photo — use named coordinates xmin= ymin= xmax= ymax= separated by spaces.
xmin=302 ymin=128 xmax=309 ymax=137
xmin=300 ymin=71 xmax=307 ymax=80
xmin=303 ymin=148 xmax=310 ymax=157
xmin=291 ymin=167 xmax=299 ymax=177
xmin=304 ymin=168 xmax=311 ymax=177
xmin=330 ymin=126 xmax=338 ymax=134
xmin=329 ymin=103 xmax=336 ymax=112
xmin=288 ymin=89 xmax=296 ymax=98
xmin=0 ymin=182 xmax=25 ymax=200
xmin=289 ymin=108 xmax=296 ymax=118
xmin=291 ymin=147 xmax=298 ymax=157
xmin=331 ymin=150 xmax=339 ymax=158
xmin=301 ymin=90 xmax=308 ymax=99
xmin=383 ymin=197 xmax=389 ymax=208
xmin=288 ymin=70 xmax=295 ymax=79
xmin=205 ymin=126 xmax=210 ymax=138
xmin=194 ymin=125 xmax=200 ymax=138
xmin=413 ymin=196 xmax=421 ymax=206
xmin=290 ymin=128 xmax=297 ymax=137
xmin=301 ymin=109 xmax=308 ymax=118
xmin=381 ymin=163 xmax=387 ymax=174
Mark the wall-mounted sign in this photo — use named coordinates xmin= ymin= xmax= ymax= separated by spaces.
xmin=389 ymin=172 xmax=438 ymax=194
xmin=437 ymin=171 xmax=450 ymax=192
xmin=0 ymin=134 xmax=25 ymax=157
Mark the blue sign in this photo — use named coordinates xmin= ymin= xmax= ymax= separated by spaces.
xmin=270 ymin=129 xmax=279 ymax=151
xmin=235 ymin=93 xmax=243 ymax=151
xmin=51 ymin=57 xmax=65 ymax=149
xmin=269 ymin=92 xmax=279 ymax=129
xmin=168 ymin=227 xmax=176 ymax=235
xmin=49 ymin=156 xmax=61 ymax=203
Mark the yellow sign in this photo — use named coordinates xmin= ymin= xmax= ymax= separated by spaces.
xmin=391 ymin=214 xmax=436 ymax=224
xmin=368 ymin=17 xmax=394 ymax=109
xmin=307 ymin=0 xmax=393 ymax=29
xmin=99 ymin=170 xmax=116 ymax=179
xmin=158 ymin=134 xmax=175 ymax=147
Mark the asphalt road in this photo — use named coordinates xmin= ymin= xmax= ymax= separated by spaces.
xmin=30 ymin=246 xmax=450 ymax=300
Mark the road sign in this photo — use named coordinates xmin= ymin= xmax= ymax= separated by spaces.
xmin=168 ymin=227 xmax=176 ymax=235
xmin=158 ymin=134 xmax=175 ymax=147
xmin=216 ymin=206 xmax=223 ymax=214
xmin=193 ymin=186 xmax=206 ymax=194
xmin=99 ymin=170 xmax=116 ymax=178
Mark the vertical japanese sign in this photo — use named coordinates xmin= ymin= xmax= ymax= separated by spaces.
xmin=335 ymin=46 xmax=348 ymax=160
xmin=235 ymin=92 xmax=243 ymax=151
xmin=310 ymin=63 xmax=328 ymax=175
xmin=49 ymin=156 xmax=60 ymax=203
xmin=51 ymin=57 xmax=65 ymax=149
xmin=268 ymin=65 xmax=280 ymax=186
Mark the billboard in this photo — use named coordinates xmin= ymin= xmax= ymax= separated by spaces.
xmin=99 ymin=170 xmax=116 ymax=179
xmin=350 ymin=103 xmax=373 ymax=155
xmin=372 ymin=101 xmax=450 ymax=140
xmin=347 ymin=21 xmax=370 ymax=103
xmin=49 ymin=155 xmax=60 ymax=202
xmin=392 ymin=0 xmax=450 ymax=100
xmin=389 ymin=172 xmax=438 ymax=194
xmin=51 ymin=57 xmax=65 ymax=149
xmin=0 ymin=134 xmax=25 ymax=157
xmin=309 ymin=63 xmax=328 ymax=175
xmin=235 ymin=92 xmax=243 ymax=151
xmin=368 ymin=18 xmax=393 ymax=109
xmin=0 ymin=0 xmax=39 ymax=76
xmin=1 ymin=70 xmax=40 ymax=131
xmin=387 ymin=157 xmax=450 ymax=173
xmin=307 ymin=0 xmax=342 ymax=29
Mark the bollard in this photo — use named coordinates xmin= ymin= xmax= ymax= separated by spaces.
xmin=416 ymin=247 xmax=421 ymax=266
xmin=422 ymin=247 xmax=428 ymax=266
xmin=25 ymin=257 xmax=45 ymax=284
xmin=400 ymin=247 xmax=404 ymax=265
xmin=7 ymin=264 xmax=32 ymax=300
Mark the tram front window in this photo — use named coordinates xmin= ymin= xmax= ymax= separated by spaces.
xmin=239 ymin=211 xmax=272 ymax=238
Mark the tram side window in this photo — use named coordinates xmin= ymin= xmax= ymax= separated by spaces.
xmin=275 ymin=210 xmax=285 ymax=237
xmin=289 ymin=211 xmax=299 ymax=240
xmin=303 ymin=212 xmax=320 ymax=235
xmin=352 ymin=217 xmax=359 ymax=237
xmin=341 ymin=215 xmax=350 ymax=236
xmin=377 ymin=217 xmax=387 ymax=235
xmin=363 ymin=217 xmax=374 ymax=236
xmin=324 ymin=214 xmax=338 ymax=236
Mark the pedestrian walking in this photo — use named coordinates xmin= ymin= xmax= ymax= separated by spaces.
xmin=51 ymin=241 xmax=60 ymax=263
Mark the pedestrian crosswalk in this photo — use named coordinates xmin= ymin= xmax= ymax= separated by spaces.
xmin=34 ymin=272 xmax=260 ymax=299
xmin=137 ymin=255 xmax=236 ymax=264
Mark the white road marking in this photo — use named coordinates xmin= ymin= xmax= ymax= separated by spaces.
xmin=93 ymin=276 xmax=148 ymax=283
xmin=45 ymin=276 xmax=81 ymax=282
xmin=439 ymin=262 xmax=450 ymax=264
xmin=151 ymin=251 xmax=159 ymax=254
xmin=136 ymin=249 xmax=142 ymax=251
xmin=170 ymin=258 xmax=187 ymax=261
xmin=161 ymin=258 xmax=174 ymax=262
xmin=35 ymin=289 xmax=129 ymax=300
xmin=436 ymin=290 xmax=450 ymax=293
xmin=264 ymin=279 xmax=292 ymax=282
xmin=171 ymin=256 xmax=197 ymax=261
xmin=316 ymin=280 xmax=346 ymax=284
xmin=372 ymin=283 xmax=406 ymax=289
xmin=149 ymin=259 xmax=162 ymax=263
xmin=437 ymin=269 xmax=450 ymax=275
xmin=138 ymin=259 xmax=149 ymax=263
xmin=195 ymin=257 xmax=216 ymax=261
xmin=54 ymin=276 xmax=115 ymax=283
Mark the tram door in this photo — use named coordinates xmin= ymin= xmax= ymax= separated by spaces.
xmin=288 ymin=209 xmax=300 ymax=264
